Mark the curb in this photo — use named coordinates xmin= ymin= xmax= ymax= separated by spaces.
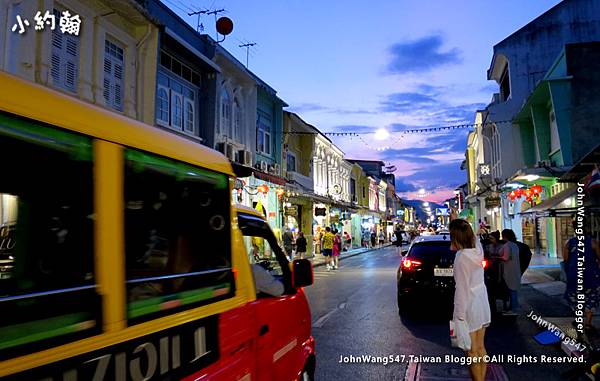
xmin=310 ymin=243 xmax=398 ymax=268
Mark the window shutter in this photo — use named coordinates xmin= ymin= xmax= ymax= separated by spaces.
xmin=64 ymin=37 xmax=79 ymax=93
xmin=50 ymin=29 xmax=63 ymax=86
xmin=104 ymin=40 xmax=124 ymax=111
xmin=113 ymin=63 xmax=123 ymax=110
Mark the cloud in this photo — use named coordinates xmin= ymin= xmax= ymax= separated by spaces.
xmin=380 ymin=92 xmax=437 ymax=113
xmin=288 ymin=102 xmax=376 ymax=115
xmin=395 ymin=178 xmax=418 ymax=192
xmin=380 ymin=89 xmax=485 ymax=125
xmin=386 ymin=35 xmax=462 ymax=74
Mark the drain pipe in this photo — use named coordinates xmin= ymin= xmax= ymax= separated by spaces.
xmin=136 ymin=24 xmax=152 ymax=121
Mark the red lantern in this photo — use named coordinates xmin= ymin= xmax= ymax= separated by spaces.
xmin=531 ymin=184 xmax=542 ymax=195
xmin=514 ymin=188 xmax=524 ymax=198
xmin=258 ymin=184 xmax=269 ymax=195
xmin=276 ymin=188 xmax=285 ymax=199
xmin=508 ymin=191 xmax=516 ymax=201
xmin=524 ymin=189 xmax=533 ymax=199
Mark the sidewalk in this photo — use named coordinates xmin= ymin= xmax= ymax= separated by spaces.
xmin=305 ymin=243 xmax=399 ymax=268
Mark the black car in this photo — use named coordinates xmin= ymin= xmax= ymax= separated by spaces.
xmin=396 ymin=234 xmax=456 ymax=314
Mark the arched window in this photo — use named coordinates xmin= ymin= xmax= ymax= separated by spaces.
xmin=220 ymin=88 xmax=232 ymax=137
xmin=156 ymin=87 xmax=169 ymax=126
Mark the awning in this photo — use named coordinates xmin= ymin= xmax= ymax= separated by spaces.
xmin=521 ymin=186 xmax=577 ymax=213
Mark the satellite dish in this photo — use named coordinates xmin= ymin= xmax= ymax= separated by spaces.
xmin=216 ymin=17 xmax=234 ymax=36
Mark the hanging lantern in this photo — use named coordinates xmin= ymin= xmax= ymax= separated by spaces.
xmin=258 ymin=184 xmax=269 ymax=195
xmin=508 ymin=191 xmax=516 ymax=201
xmin=514 ymin=188 xmax=524 ymax=198
xmin=524 ymin=189 xmax=533 ymax=199
xmin=276 ymin=188 xmax=285 ymax=199
xmin=531 ymin=184 xmax=542 ymax=195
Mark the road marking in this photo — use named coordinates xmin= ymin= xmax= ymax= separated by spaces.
xmin=312 ymin=309 xmax=338 ymax=328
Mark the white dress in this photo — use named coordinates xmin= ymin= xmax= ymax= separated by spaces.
xmin=453 ymin=244 xmax=491 ymax=332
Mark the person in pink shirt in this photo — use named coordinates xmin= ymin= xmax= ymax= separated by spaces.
xmin=332 ymin=229 xmax=341 ymax=270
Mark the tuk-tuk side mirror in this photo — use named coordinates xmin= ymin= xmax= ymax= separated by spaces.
xmin=292 ymin=259 xmax=313 ymax=288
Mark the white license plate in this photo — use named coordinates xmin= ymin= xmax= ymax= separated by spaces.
xmin=434 ymin=268 xmax=453 ymax=277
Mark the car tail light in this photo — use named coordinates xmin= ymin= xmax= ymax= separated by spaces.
xmin=402 ymin=258 xmax=422 ymax=269
xmin=481 ymin=260 xmax=488 ymax=269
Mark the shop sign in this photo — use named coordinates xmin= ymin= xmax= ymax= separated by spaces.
xmin=485 ymin=196 xmax=501 ymax=208
xmin=285 ymin=206 xmax=298 ymax=216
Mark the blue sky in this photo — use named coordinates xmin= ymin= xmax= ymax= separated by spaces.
xmin=164 ymin=0 xmax=562 ymax=202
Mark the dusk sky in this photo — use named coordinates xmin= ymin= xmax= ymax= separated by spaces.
xmin=164 ymin=0 xmax=562 ymax=203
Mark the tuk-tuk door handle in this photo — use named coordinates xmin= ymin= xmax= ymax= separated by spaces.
xmin=259 ymin=325 xmax=269 ymax=336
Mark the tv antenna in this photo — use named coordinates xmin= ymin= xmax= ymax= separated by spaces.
xmin=207 ymin=9 xmax=226 ymax=39
xmin=188 ymin=9 xmax=209 ymax=32
xmin=239 ymin=42 xmax=257 ymax=68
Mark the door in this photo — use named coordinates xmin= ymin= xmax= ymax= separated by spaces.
xmin=237 ymin=213 xmax=309 ymax=381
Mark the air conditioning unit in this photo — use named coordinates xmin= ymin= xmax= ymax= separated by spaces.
xmin=215 ymin=142 xmax=227 ymax=155
xmin=238 ymin=150 xmax=252 ymax=166
xmin=259 ymin=160 xmax=268 ymax=172
xmin=225 ymin=144 xmax=235 ymax=161
xmin=535 ymin=160 xmax=552 ymax=168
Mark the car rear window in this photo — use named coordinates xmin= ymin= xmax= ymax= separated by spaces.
xmin=408 ymin=241 xmax=456 ymax=261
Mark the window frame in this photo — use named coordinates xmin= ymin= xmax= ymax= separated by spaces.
xmin=103 ymin=39 xmax=125 ymax=112
xmin=50 ymin=8 xmax=80 ymax=94
xmin=286 ymin=151 xmax=297 ymax=173
xmin=123 ymin=148 xmax=235 ymax=324
xmin=0 ymin=112 xmax=99 ymax=359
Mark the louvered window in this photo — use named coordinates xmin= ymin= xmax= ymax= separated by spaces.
xmin=103 ymin=40 xmax=124 ymax=111
xmin=51 ymin=9 xmax=79 ymax=93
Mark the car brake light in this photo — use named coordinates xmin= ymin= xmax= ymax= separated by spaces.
xmin=481 ymin=260 xmax=488 ymax=269
xmin=402 ymin=259 xmax=422 ymax=269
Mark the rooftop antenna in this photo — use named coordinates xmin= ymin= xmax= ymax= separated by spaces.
xmin=239 ymin=42 xmax=257 ymax=68
xmin=188 ymin=9 xmax=209 ymax=32
xmin=207 ymin=9 xmax=226 ymax=39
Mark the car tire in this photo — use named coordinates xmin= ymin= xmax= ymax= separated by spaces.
xmin=397 ymin=290 xmax=404 ymax=315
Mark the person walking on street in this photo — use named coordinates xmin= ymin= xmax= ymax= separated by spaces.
xmin=449 ymin=219 xmax=491 ymax=381
xmin=295 ymin=231 xmax=307 ymax=259
xmin=501 ymin=229 xmax=532 ymax=275
xmin=500 ymin=229 xmax=521 ymax=315
xmin=282 ymin=228 xmax=294 ymax=260
xmin=321 ymin=227 xmax=335 ymax=270
xmin=378 ymin=230 xmax=385 ymax=247
xmin=343 ymin=231 xmax=352 ymax=251
xmin=332 ymin=229 xmax=341 ymax=270
xmin=563 ymin=223 xmax=600 ymax=331
xmin=370 ymin=231 xmax=376 ymax=248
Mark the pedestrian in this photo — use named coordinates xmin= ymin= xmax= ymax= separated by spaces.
xmin=500 ymin=229 xmax=521 ymax=315
xmin=332 ymin=229 xmax=341 ymax=270
xmin=449 ymin=219 xmax=491 ymax=381
xmin=378 ymin=230 xmax=385 ymax=246
xmin=282 ymin=227 xmax=294 ymax=260
xmin=370 ymin=231 xmax=376 ymax=248
xmin=563 ymin=222 xmax=600 ymax=331
xmin=321 ymin=227 xmax=335 ymax=270
xmin=393 ymin=227 xmax=404 ymax=255
xmin=295 ymin=231 xmax=307 ymax=259
xmin=502 ymin=229 xmax=532 ymax=275
xmin=343 ymin=231 xmax=352 ymax=251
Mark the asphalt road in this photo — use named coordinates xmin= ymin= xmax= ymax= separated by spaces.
xmin=304 ymin=246 xmax=579 ymax=381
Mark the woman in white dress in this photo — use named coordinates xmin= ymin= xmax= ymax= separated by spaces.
xmin=450 ymin=219 xmax=491 ymax=381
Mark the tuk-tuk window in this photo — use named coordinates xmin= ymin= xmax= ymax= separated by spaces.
xmin=0 ymin=113 xmax=97 ymax=359
xmin=124 ymin=149 xmax=234 ymax=323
